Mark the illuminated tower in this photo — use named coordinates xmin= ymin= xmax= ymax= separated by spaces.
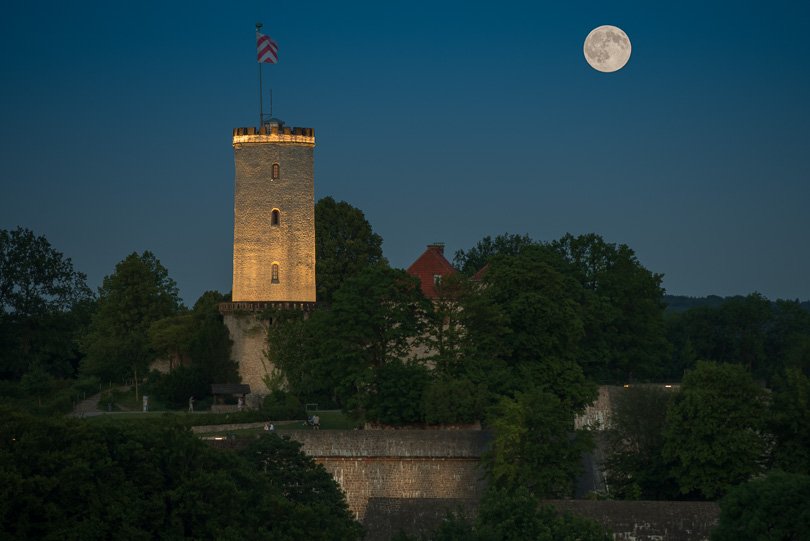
xmin=220 ymin=119 xmax=317 ymax=399
xmin=231 ymin=120 xmax=316 ymax=301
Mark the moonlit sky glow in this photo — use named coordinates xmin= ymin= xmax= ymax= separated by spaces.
xmin=1 ymin=1 xmax=808 ymax=304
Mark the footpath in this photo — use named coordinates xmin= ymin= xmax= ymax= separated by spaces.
xmin=69 ymin=386 xmax=132 ymax=417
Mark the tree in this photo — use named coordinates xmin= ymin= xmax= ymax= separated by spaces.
xmin=605 ymin=385 xmax=678 ymax=499
xmin=769 ymin=367 xmax=810 ymax=474
xmin=475 ymin=487 xmax=610 ymax=541
xmin=149 ymin=291 xmax=238 ymax=409
xmin=238 ymin=434 xmax=364 ymax=540
xmin=712 ymin=471 xmax=810 ymax=541
xmin=400 ymin=486 xmax=610 ymax=541
xmin=269 ymin=265 xmax=432 ymax=419
xmin=362 ymin=359 xmax=430 ymax=425
xmin=0 ymin=408 xmax=362 ymax=540
xmin=81 ymin=251 xmax=182 ymax=390
xmin=550 ymin=233 xmax=670 ymax=382
xmin=452 ymin=233 xmax=535 ymax=276
xmin=485 ymin=389 xmax=593 ymax=498
xmin=0 ymin=227 xmax=93 ymax=378
xmin=460 ymin=245 xmax=595 ymax=409
xmin=667 ymin=294 xmax=802 ymax=383
xmin=662 ymin=361 xmax=769 ymax=499
xmin=315 ymin=196 xmax=385 ymax=305
xmin=0 ymin=227 xmax=92 ymax=318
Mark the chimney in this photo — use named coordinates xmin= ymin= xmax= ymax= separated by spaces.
xmin=428 ymin=242 xmax=445 ymax=255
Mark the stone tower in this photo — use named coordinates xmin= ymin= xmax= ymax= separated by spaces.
xmin=220 ymin=119 xmax=317 ymax=399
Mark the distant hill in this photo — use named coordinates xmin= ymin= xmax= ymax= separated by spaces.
xmin=664 ymin=295 xmax=810 ymax=314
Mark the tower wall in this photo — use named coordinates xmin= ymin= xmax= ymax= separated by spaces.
xmin=223 ymin=124 xmax=317 ymax=397
xmin=231 ymin=127 xmax=316 ymax=302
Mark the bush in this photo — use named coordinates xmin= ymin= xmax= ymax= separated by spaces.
xmin=423 ymin=377 xmax=485 ymax=425
xmin=362 ymin=360 xmax=429 ymax=425
xmin=712 ymin=471 xmax=810 ymax=540
xmin=262 ymin=390 xmax=305 ymax=420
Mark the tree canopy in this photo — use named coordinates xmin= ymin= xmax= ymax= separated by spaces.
xmin=315 ymin=196 xmax=385 ymax=305
xmin=0 ymin=227 xmax=93 ymax=379
xmin=452 ymin=232 xmax=535 ymax=276
xmin=663 ymin=361 xmax=769 ymax=499
xmin=712 ymin=471 xmax=810 ymax=541
xmin=149 ymin=290 xmax=238 ymax=408
xmin=81 ymin=251 xmax=182 ymax=383
xmin=0 ymin=408 xmax=362 ymax=540
xmin=551 ymin=233 xmax=670 ymax=382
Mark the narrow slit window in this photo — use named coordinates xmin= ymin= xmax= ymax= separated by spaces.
xmin=271 ymin=163 xmax=280 ymax=180
xmin=271 ymin=209 xmax=280 ymax=226
xmin=271 ymin=263 xmax=279 ymax=283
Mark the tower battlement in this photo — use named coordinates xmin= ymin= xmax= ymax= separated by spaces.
xmin=232 ymin=125 xmax=315 ymax=146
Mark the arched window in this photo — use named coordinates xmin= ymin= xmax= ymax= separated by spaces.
xmin=271 ymin=209 xmax=280 ymax=227
xmin=271 ymin=263 xmax=279 ymax=283
xmin=271 ymin=163 xmax=280 ymax=180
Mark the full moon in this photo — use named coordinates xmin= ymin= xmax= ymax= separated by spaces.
xmin=583 ymin=25 xmax=631 ymax=73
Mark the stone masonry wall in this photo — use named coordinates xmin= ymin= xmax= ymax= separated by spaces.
xmin=232 ymin=131 xmax=316 ymax=303
xmin=222 ymin=312 xmax=269 ymax=404
xmin=290 ymin=431 xmax=489 ymax=521
xmin=547 ymin=500 xmax=719 ymax=541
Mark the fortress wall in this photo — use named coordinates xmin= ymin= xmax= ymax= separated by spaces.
xmin=222 ymin=312 xmax=269 ymax=402
xmin=547 ymin=500 xmax=719 ymax=541
xmin=206 ymin=431 xmax=719 ymax=541
xmin=289 ymin=430 xmax=489 ymax=521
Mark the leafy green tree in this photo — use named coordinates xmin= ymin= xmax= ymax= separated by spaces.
xmin=315 ymin=196 xmax=385 ymax=305
xmin=663 ymin=361 xmax=769 ymax=499
xmin=485 ymin=389 xmax=593 ymax=498
xmin=238 ymin=434 xmax=364 ymax=540
xmin=362 ymin=359 xmax=429 ymax=425
xmin=461 ymin=245 xmax=595 ymax=409
xmin=0 ymin=408 xmax=362 ymax=540
xmin=605 ymin=385 xmax=678 ymax=499
xmin=0 ymin=227 xmax=92 ymax=318
xmin=81 ymin=251 xmax=182 ymax=389
xmin=667 ymin=294 xmax=802 ymax=383
xmin=769 ymin=367 xmax=810 ymax=474
xmin=475 ymin=487 xmax=611 ymax=541
xmin=270 ymin=265 xmax=431 ymax=419
xmin=550 ymin=233 xmax=670 ymax=382
xmin=712 ymin=471 xmax=810 ymax=541
xmin=149 ymin=291 xmax=238 ymax=408
xmin=402 ymin=486 xmax=610 ymax=541
xmin=452 ymin=232 xmax=535 ymax=276
xmin=766 ymin=299 xmax=810 ymax=375
xmin=0 ymin=227 xmax=93 ymax=378
xmin=423 ymin=376 xmax=486 ymax=425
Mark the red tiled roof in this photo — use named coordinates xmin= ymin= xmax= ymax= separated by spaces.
xmin=406 ymin=244 xmax=457 ymax=299
xmin=470 ymin=262 xmax=490 ymax=282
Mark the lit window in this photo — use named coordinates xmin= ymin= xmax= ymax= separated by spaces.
xmin=271 ymin=163 xmax=280 ymax=180
xmin=271 ymin=264 xmax=279 ymax=284
xmin=271 ymin=209 xmax=280 ymax=227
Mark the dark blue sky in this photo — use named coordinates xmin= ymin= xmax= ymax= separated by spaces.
xmin=2 ymin=1 xmax=808 ymax=304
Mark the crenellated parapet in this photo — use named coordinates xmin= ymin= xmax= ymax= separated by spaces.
xmin=232 ymin=125 xmax=315 ymax=146
xmin=218 ymin=301 xmax=317 ymax=314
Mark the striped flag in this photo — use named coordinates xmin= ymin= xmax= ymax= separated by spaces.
xmin=256 ymin=31 xmax=278 ymax=64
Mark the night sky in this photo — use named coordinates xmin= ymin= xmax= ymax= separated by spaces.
xmin=2 ymin=1 xmax=808 ymax=304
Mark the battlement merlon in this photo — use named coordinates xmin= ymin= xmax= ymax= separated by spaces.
xmin=232 ymin=126 xmax=315 ymax=146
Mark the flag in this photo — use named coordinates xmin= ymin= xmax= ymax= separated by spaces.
xmin=257 ymin=31 xmax=278 ymax=64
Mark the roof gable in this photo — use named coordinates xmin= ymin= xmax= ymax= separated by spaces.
xmin=406 ymin=244 xmax=457 ymax=299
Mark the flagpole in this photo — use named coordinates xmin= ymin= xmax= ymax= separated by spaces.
xmin=256 ymin=22 xmax=264 ymax=126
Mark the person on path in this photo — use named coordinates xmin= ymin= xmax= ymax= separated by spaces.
xmin=188 ymin=396 xmax=194 ymax=413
